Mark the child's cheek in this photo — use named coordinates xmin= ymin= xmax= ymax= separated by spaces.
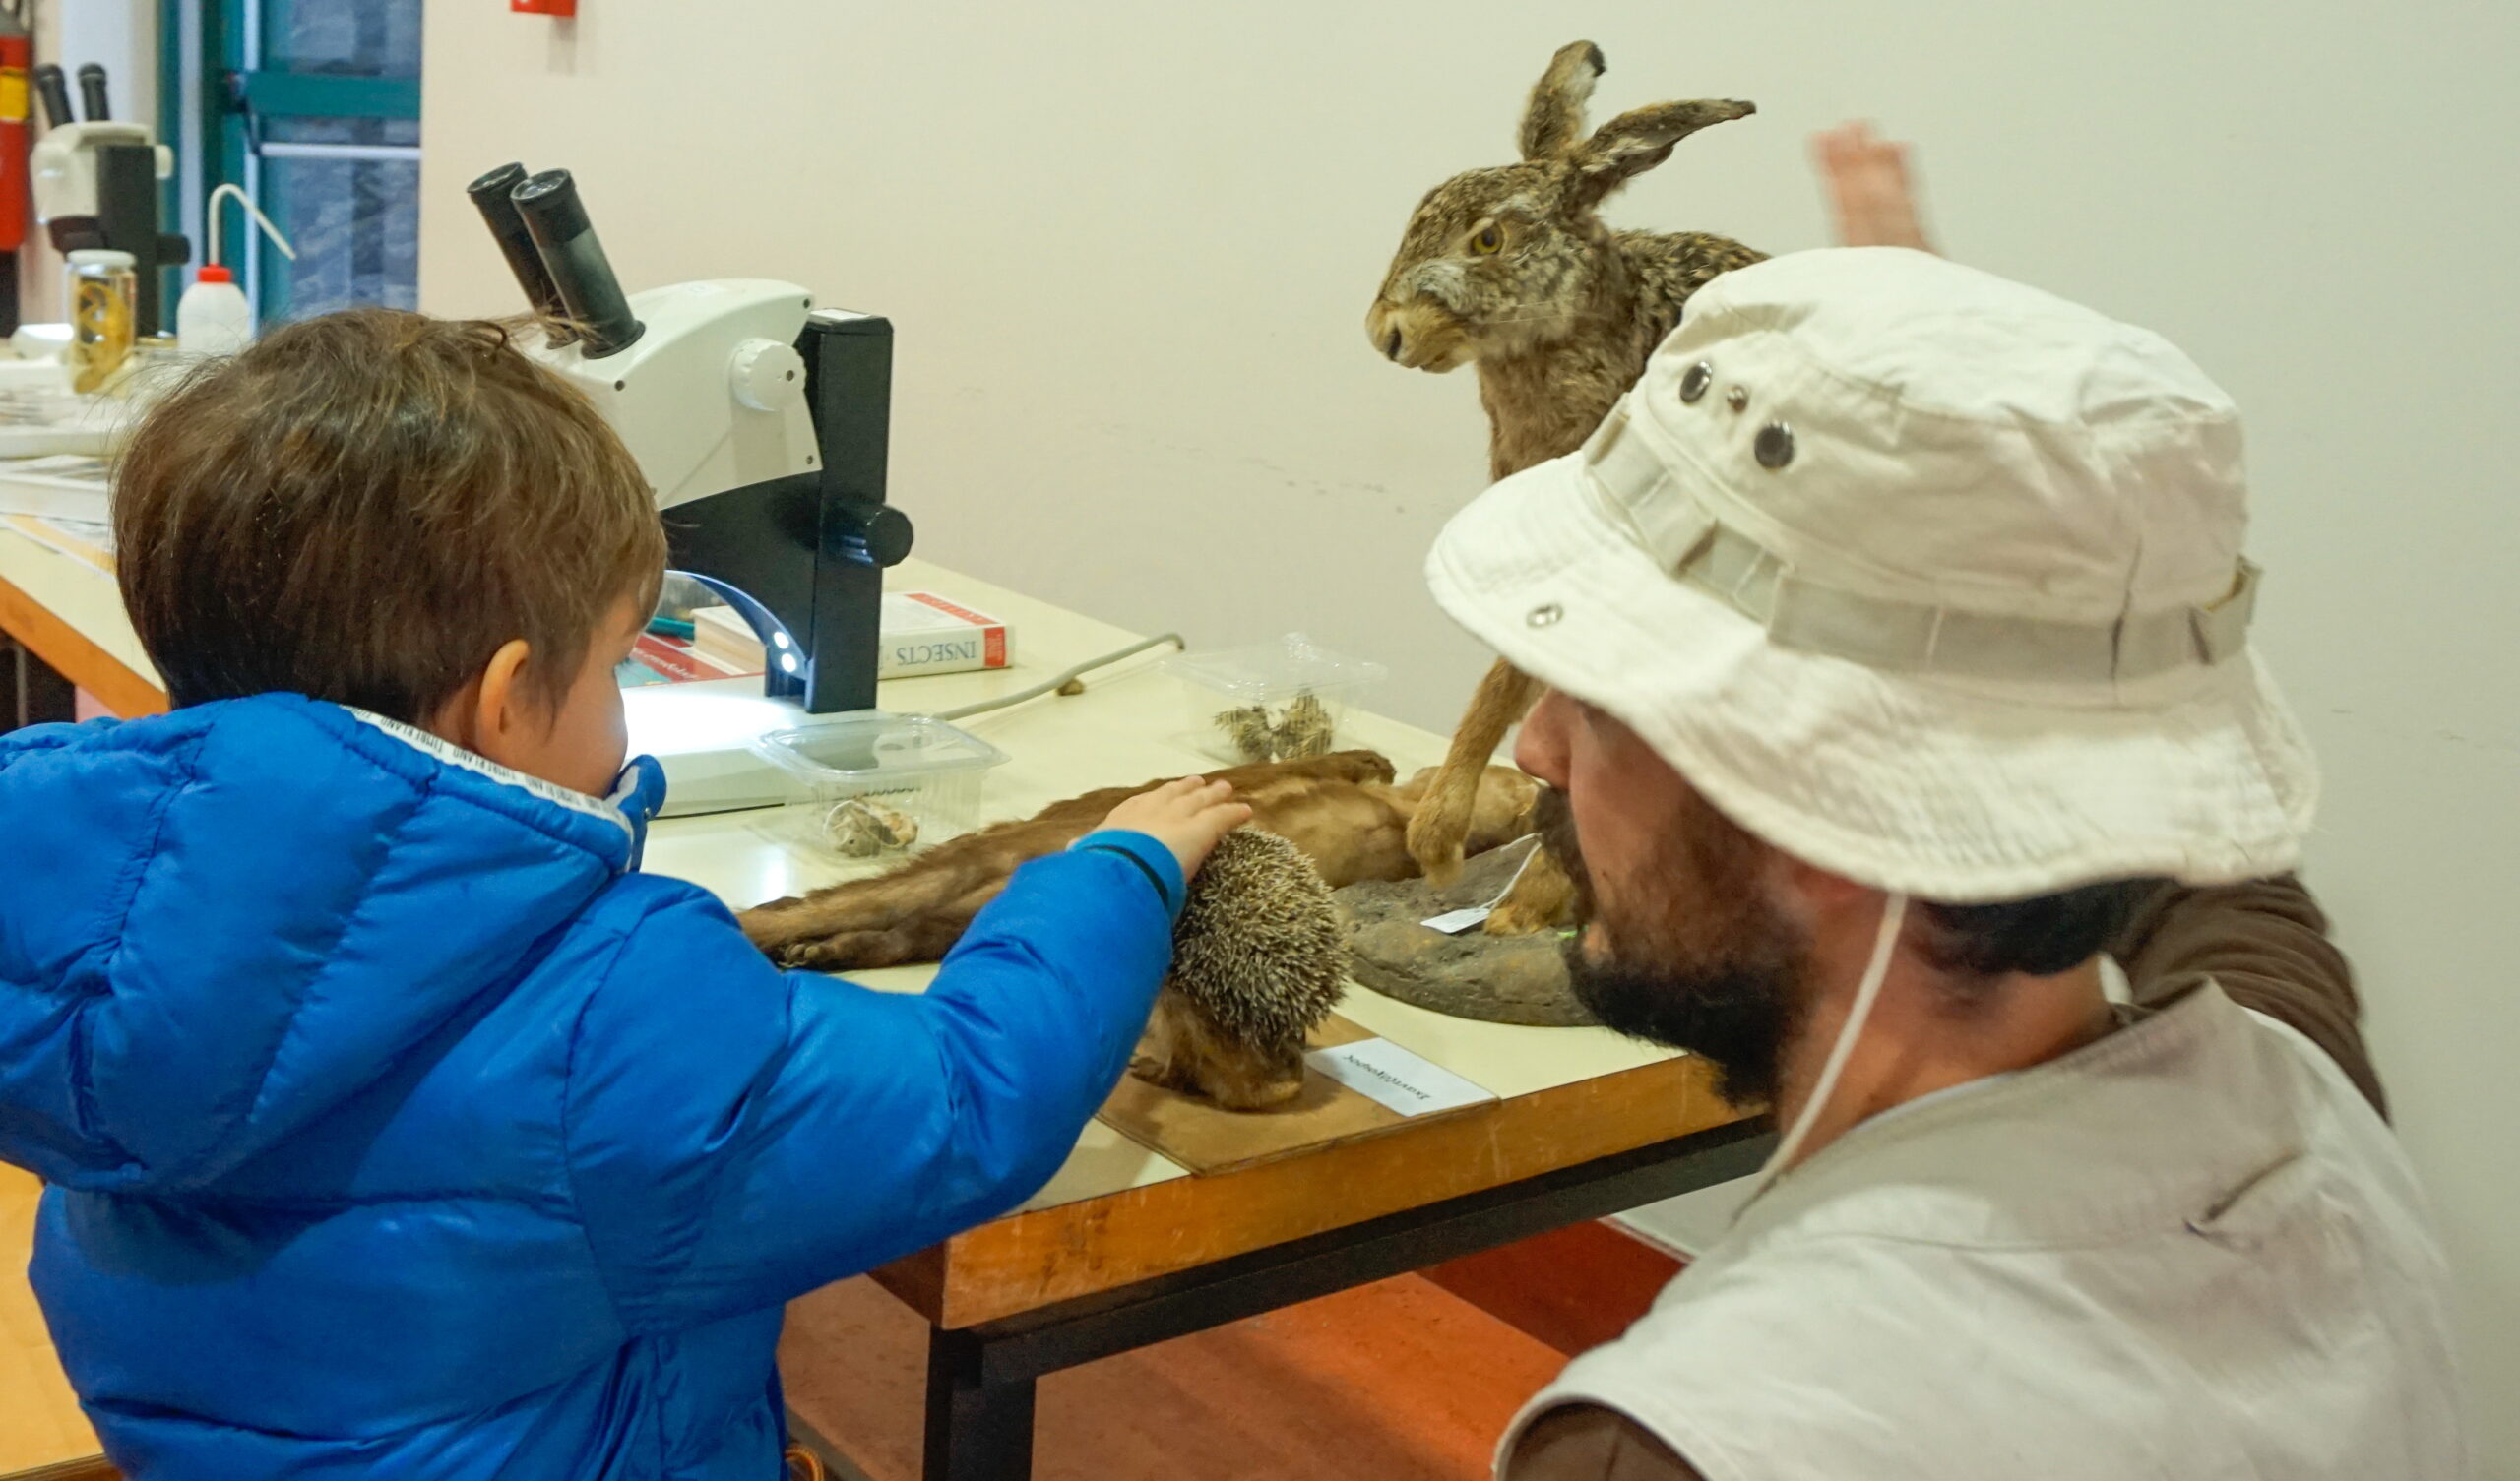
xmin=590 ymin=687 xmax=630 ymax=796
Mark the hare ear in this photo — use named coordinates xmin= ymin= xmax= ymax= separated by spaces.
xmin=1520 ymin=41 xmax=1606 ymax=161
xmin=1570 ymin=98 xmax=1756 ymax=205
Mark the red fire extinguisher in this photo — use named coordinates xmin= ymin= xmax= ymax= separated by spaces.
xmin=0 ymin=2 xmax=29 ymax=336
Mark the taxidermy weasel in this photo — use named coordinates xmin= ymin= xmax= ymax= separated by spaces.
xmin=738 ymin=752 xmax=1540 ymax=1111
xmin=739 ymin=750 xmax=1541 ymax=973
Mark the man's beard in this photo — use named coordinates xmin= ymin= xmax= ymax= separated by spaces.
xmin=1535 ymin=787 xmax=1809 ymax=1108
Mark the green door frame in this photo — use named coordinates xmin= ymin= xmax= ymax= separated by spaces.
xmin=156 ymin=0 xmax=421 ymax=320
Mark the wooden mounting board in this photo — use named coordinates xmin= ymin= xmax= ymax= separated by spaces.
xmin=1096 ymin=1014 xmax=1497 ymax=1176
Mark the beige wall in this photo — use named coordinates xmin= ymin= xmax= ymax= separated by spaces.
xmin=420 ymin=5 xmax=2520 ymax=1468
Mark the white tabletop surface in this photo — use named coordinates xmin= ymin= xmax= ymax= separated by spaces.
xmin=1 ymin=527 xmax=1673 ymax=1213
xmin=0 ymin=519 xmax=158 ymax=682
xmin=642 ymin=556 xmax=1672 ymax=1211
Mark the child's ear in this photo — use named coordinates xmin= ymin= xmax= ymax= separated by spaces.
xmin=473 ymin=639 xmax=540 ymax=764
xmin=427 ymin=639 xmax=535 ymax=762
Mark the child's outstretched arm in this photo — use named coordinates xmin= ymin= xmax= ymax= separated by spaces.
xmin=558 ymin=779 xmax=1249 ymax=1334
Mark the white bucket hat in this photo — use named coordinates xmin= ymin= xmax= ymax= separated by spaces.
xmin=1425 ymin=247 xmax=2317 ymax=902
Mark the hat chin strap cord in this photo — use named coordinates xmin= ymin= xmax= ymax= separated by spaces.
xmin=1735 ymin=892 xmax=1911 ymax=1213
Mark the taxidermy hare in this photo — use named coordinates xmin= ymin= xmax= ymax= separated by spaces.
xmin=1366 ymin=41 xmax=1764 ymax=931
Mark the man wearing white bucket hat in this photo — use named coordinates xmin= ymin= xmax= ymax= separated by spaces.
xmin=1464 ymin=136 xmax=2467 ymax=1480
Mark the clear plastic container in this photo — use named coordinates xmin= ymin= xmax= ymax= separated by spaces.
xmin=750 ymin=713 xmax=1009 ymax=857
xmin=1162 ymin=635 xmax=1390 ymax=767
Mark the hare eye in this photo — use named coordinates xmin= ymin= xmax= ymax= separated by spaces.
xmin=1471 ymin=224 xmax=1503 ymax=255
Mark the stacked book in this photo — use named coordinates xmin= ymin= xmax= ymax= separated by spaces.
xmin=688 ymin=591 xmax=1015 ymax=681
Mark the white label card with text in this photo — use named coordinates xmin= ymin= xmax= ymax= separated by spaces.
xmin=1305 ymin=1038 xmax=1497 ymax=1118
xmin=1419 ymin=905 xmax=1495 ymax=935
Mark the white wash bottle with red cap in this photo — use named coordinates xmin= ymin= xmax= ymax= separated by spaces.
xmin=175 ymin=265 xmax=250 ymax=356
xmin=176 ymin=185 xmax=294 ymax=357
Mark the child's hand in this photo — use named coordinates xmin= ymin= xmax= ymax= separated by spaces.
xmin=1100 ymin=777 xmax=1254 ymax=880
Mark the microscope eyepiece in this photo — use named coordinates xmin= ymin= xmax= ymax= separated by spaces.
xmin=466 ymin=162 xmax=575 ymax=344
xmin=513 ymin=168 xmax=645 ymax=360
xmin=76 ymin=63 xmax=109 ymax=122
xmin=33 ymin=65 xmax=73 ymax=129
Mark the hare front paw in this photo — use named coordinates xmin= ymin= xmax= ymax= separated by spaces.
xmin=1407 ymin=792 xmax=1472 ymax=889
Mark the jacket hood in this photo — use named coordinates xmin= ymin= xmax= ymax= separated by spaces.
xmin=0 ymin=695 xmax=635 ymax=1192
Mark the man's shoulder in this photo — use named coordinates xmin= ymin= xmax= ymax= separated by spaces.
xmin=1511 ymin=992 xmax=2467 ymax=1481
xmin=2230 ymin=994 xmax=2396 ymax=1137
xmin=1525 ymin=1195 xmax=2460 ymax=1479
xmin=1515 ymin=1244 xmax=1961 ymax=1480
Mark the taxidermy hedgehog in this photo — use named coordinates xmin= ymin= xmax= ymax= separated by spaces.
xmin=1134 ymin=828 xmax=1347 ymax=1111
xmin=1366 ymin=40 xmax=1764 ymax=930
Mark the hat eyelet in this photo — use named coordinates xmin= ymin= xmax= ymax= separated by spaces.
xmin=1725 ymin=385 xmax=1750 ymax=413
xmin=1527 ymin=602 xmax=1565 ymax=629
xmin=1678 ymin=362 xmax=1714 ymax=404
xmin=1754 ymin=422 xmax=1796 ymax=470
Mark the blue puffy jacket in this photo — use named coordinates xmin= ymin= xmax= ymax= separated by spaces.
xmin=0 ymin=694 xmax=1181 ymax=1478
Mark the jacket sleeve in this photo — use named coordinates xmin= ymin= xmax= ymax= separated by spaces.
xmin=2108 ymin=874 xmax=2386 ymax=1118
xmin=558 ymin=833 xmax=1182 ymax=1334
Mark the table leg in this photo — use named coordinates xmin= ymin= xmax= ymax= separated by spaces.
xmin=3 ymin=636 xmax=75 ymax=733
xmin=896 ymin=1119 xmax=1769 ymax=1479
xmin=923 ymin=1326 xmax=1037 ymax=1481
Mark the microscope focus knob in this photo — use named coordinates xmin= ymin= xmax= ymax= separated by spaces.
xmin=729 ymin=337 xmax=807 ymax=412
xmin=836 ymin=500 xmax=915 ymax=568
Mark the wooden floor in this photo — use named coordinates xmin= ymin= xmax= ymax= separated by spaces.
xmin=784 ymin=1275 xmax=1566 ymax=1481
xmin=780 ymin=1221 xmax=1682 ymax=1481
xmin=1 ymin=1168 xmax=104 ymax=1478
xmin=9 ymin=1270 xmax=1578 ymax=1481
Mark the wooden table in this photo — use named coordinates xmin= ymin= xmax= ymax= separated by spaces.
xmin=0 ymin=525 xmax=161 ymax=727
xmin=0 ymin=529 xmax=1765 ymax=1481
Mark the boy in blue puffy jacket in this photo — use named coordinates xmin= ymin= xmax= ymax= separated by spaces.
xmin=0 ymin=310 xmax=1249 ymax=1479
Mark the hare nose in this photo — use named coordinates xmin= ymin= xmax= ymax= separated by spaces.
xmin=1383 ymin=327 xmax=1405 ymax=361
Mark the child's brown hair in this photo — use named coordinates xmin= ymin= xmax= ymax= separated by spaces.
xmin=114 ymin=309 xmax=666 ymax=723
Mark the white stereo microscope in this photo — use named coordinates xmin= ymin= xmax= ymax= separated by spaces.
xmin=467 ymin=163 xmax=914 ymax=815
